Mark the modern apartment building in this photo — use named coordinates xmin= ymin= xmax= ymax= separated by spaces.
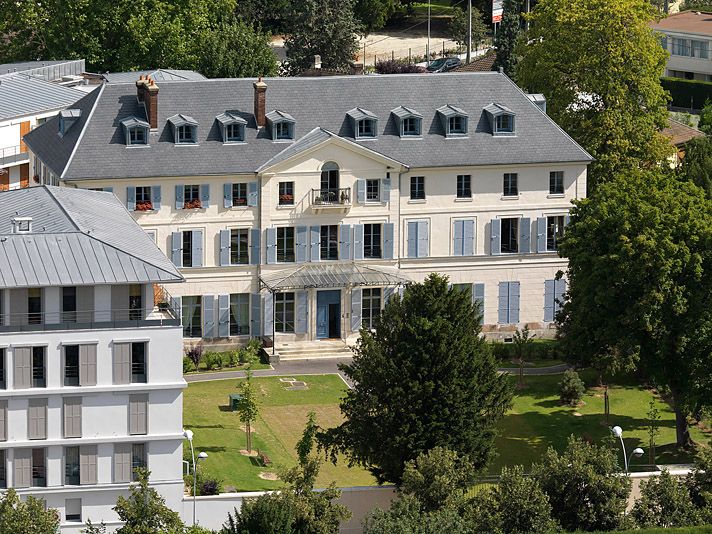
xmin=653 ymin=10 xmax=712 ymax=81
xmin=0 ymin=186 xmax=185 ymax=532
xmin=24 ymin=72 xmax=591 ymax=348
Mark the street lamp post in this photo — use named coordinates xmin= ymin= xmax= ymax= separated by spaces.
xmin=611 ymin=426 xmax=644 ymax=473
xmin=183 ymin=429 xmax=208 ymax=526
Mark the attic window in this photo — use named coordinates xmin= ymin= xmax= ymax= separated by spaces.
xmin=12 ymin=217 xmax=32 ymax=233
xmin=58 ymin=109 xmax=81 ymax=136
xmin=167 ymin=114 xmax=199 ymax=145
xmin=358 ymin=119 xmax=376 ymax=138
xmin=266 ymin=110 xmax=296 ymax=141
xmin=216 ymin=112 xmax=247 ymax=143
xmin=449 ymin=116 xmax=466 ymax=134
xmin=484 ymin=103 xmax=516 ymax=136
xmin=129 ymin=127 xmax=146 ymax=144
xmin=391 ymin=106 xmax=423 ymax=138
xmin=178 ymin=125 xmax=195 ymax=143
xmin=120 ymin=117 xmax=150 ymax=146
xmin=495 ymin=114 xmax=514 ymax=133
xmin=437 ymin=105 xmax=469 ymax=137
xmin=347 ymin=108 xmax=378 ymax=139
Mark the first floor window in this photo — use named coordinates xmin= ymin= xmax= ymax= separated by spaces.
xmin=131 ymin=343 xmax=146 ymax=383
xmin=279 ymin=182 xmax=294 ymax=205
xmin=135 ymin=186 xmax=153 ymax=210
xmin=64 ymin=345 xmax=80 ymax=386
xmin=230 ymin=294 xmax=250 ymax=336
xmin=549 ymin=171 xmax=564 ymax=195
xmin=232 ymin=183 xmax=247 ymax=206
xmin=320 ymin=225 xmax=339 ymax=261
xmin=362 ymin=288 xmax=382 ymax=330
xmin=64 ymin=446 xmax=80 ymax=485
xmin=131 ymin=444 xmax=147 ymax=481
xmin=456 ymin=175 xmax=472 ymax=198
xmin=366 ymin=179 xmax=380 ymax=202
xmin=230 ymin=229 xmax=249 ymax=265
xmin=62 ymin=286 xmax=77 ymax=323
xmin=183 ymin=185 xmax=201 ymax=209
xmin=547 ymin=215 xmax=565 ymax=251
xmin=182 ymin=231 xmax=194 ymax=267
xmin=275 ymin=292 xmax=295 ymax=333
xmin=501 ymin=218 xmax=519 ymax=254
xmin=182 ymin=296 xmax=202 ymax=338
xmin=129 ymin=284 xmax=142 ymax=321
xmin=277 ymin=227 xmax=295 ymax=263
xmin=28 ymin=288 xmax=42 ymax=325
xmin=32 ymin=448 xmax=46 ymax=487
xmin=364 ymin=224 xmax=382 ymax=259
xmin=410 ymin=176 xmax=425 ymax=200
xmin=503 ymin=173 xmax=518 ymax=197
xmin=32 ymin=346 xmax=46 ymax=388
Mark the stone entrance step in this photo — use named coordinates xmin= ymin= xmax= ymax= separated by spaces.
xmin=276 ymin=341 xmax=353 ymax=361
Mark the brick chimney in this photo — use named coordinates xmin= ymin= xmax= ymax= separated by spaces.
xmin=145 ymin=78 xmax=159 ymax=129
xmin=253 ymin=77 xmax=267 ymax=128
xmin=135 ymin=75 xmax=147 ymax=103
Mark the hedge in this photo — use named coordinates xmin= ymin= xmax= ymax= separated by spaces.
xmin=490 ymin=338 xmax=564 ymax=362
xmin=661 ymin=76 xmax=712 ymax=110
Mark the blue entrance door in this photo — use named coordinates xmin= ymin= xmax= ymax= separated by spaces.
xmin=316 ymin=290 xmax=341 ymax=339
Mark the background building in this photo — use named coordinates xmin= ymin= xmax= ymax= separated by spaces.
xmin=654 ymin=11 xmax=712 ymax=80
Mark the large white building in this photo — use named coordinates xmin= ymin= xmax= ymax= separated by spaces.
xmin=653 ymin=11 xmax=712 ymax=81
xmin=24 ymin=72 xmax=591 ymax=351
xmin=0 ymin=186 xmax=185 ymax=532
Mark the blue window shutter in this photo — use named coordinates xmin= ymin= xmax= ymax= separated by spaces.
xmin=340 ymin=225 xmax=351 ymax=260
xmin=126 ymin=186 xmax=136 ymax=211
xmin=351 ymin=288 xmax=362 ymax=332
xmin=519 ymin=218 xmax=531 ymax=253
xmin=463 ymin=219 xmax=475 ymax=256
xmin=170 ymin=296 xmax=182 ymax=323
xmin=417 ymin=221 xmax=429 ymax=258
xmin=536 ymin=217 xmax=547 ymax=253
xmin=296 ymin=226 xmax=308 ymax=263
xmin=491 ymin=219 xmax=501 ymax=255
xmin=310 ymin=226 xmax=321 ymax=262
xmin=498 ymin=282 xmax=509 ymax=324
xmin=383 ymin=223 xmax=394 ymax=260
xmin=250 ymin=228 xmax=260 ymax=265
xmin=219 ymin=229 xmax=230 ymax=266
xmin=192 ymin=230 xmax=203 ymax=267
xmin=266 ymin=228 xmax=277 ymax=264
xmin=263 ymin=293 xmax=274 ymax=337
xmin=565 ymin=213 xmax=571 ymax=227
xmin=473 ymin=283 xmax=485 ymax=325
xmin=381 ymin=177 xmax=391 ymax=203
xmin=175 ymin=185 xmax=184 ymax=209
xmin=544 ymin=279 xmax=555 ymax=322
xmin=250 ymin=293 xmax=261 ymax=337
xmin=510 ymin=281 xmax=520 ymax=324
xmin=248 ymin=182 xmax=258 ymax=207
xmin=555 ymin=279 xmax=566 ymax=317
xmin=171 ymin=232 xmax=182 ymax=266
xmin=202 ymin=295 xmax=215 ymax=338
xmin=200 ymin=184 xmax=210 ymax=208
xmin=295 ymin=291 xmax=308 ymax=334
xmin=384 ymin=286 xmax=394 ymax=304
xmin=356 ymin=180 xmax=366 ymax=204
xmin=223 ymin=183 xmax=233 ymax=208
xmin=453 ymin=220 xmax=464 ymax=256
xmin=151 ymin=186 xmax=161 ymax=210
xmin=218 ymin=294 xmax=229 ymax=337
xmin=353 ymin=224 xmax=364 ymax=260
xmin=407 ymin=221 xmax=418 ymax=258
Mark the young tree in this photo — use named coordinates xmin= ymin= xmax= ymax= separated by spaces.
xmin=632 ymin=470 xmax=701 ymax=528
xmin=320 ymin=274 xmax=513 ymax=484
xmin=512 ymin=326 xmax=535 ymax=387
xmin=237 ymin=371 xmax=260 ymax=453
xmin=449 ymin=7 xmax=489 ymax=53
xmin=0 ymin=489 xmax=60 ymax=534
xmin=283 ymin=0 xmax=361 ymax=74
xmin=647 ymin=398 xmax=661 ymax=464
xmin=557 ymin=170 xmax=712 ymax=447
xmin=679 ymin=135 xmax=712 ymax=199
xmin=114 ymin=468 xmax=185 ymax=534
xmin=517 ymin=0 xmax=672 ymax=189
xmin=532 ymin=436 xmax=630 ymax=532
xmin=494 ymin=0 xmax=521 ymax=77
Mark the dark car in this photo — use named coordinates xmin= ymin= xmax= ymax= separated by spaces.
xmin=426 ymin=57 xmax=462 ymax=73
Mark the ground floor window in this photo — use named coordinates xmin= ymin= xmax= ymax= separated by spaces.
xmin=182 ymin=296 xmax=202 ymax=338
xmin=362 ymin=288 xmax=382 ymax=330
xmin=230 ymin=294 xmax=250 ymax=336
xmin=275 ymin=292 xmax=295 ymax=333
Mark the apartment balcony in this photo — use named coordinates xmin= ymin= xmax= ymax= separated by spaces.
xmin=310 ymin=187 xmax=351 ymax=212
xmin=0 ymin=305 xmax=180 ymax=333
xmin=0 ymin=145 xmax=29 ymax=168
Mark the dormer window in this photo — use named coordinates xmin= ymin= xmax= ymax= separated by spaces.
xmin=58 ymin=109 xmax=81 ymax=136
xmin=120 ymin=117 xmax=150 ymax=146
xmin=167 ymin=114 xmax=199 ymax=145
xmin=347 ymin=108 xmax=378 ymax=139
xmin=437 ymin=105 xmax=468 ymax=137
xmin=391 ymin=106 xmax=422 ymax=138
xmin=216 ymin=112 xmax=247 ymax=143
xmin=484 ymin=103 xmax=516 ymax=136
xmin=266 ymin=110 xmax=296 ymax=141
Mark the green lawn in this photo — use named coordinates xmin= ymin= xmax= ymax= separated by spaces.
xmin=491 ymin=370 xmax=711 ymax=474
xmin=499 ymin=359 xmax=566 ymax=369
xmin=183 ymin=374 xmax=376 ymax=491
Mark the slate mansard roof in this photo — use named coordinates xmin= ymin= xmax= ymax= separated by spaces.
xmin=25 ymin=72 xmax=592 ymax=181
xmin=0 ymin=186 xmax=183 ymax=289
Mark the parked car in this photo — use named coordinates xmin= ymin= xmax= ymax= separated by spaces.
xmin=426 ymin=57 xmax=462 ymax=73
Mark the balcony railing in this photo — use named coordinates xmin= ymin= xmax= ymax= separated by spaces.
xmin=0 ymin=145 xmax=28 ymax=166
xmin=311 ymin=188 xmax=351 ymax=209
xmin=0 ymin=305 xmax=180 ymax=333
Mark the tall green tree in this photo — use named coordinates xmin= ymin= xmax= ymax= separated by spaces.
xmin=355 ymin=0 xmax=400 ymax=33
xmin=517 ymin=0 xmax=672 ymax=189
xmin=449 ymin=7 xmax=489 ymax=53
xmin=679 ymin=136 xmax=712 ymax=199
xmin=320 ymin=274 xmax=513 ymax=484
xmin=0 ymin=489 xmax=60 ymax=534
xmin=283 ymin=0 xmax=361 ymax=74
xmin=557 ymin=169 xmax=712 ymax=447
xmin=494 ymin=0 xmax=521 ymax=77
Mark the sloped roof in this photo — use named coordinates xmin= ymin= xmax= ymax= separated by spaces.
xmin=663 ymin=118 xmax=705 ymax=146
xmin=0 ymin=186 xmax=182 ymax=289
xmin=0 ymin=74 xmax=85 ymax=121
xmin=652 ymin=11 xmax=712 ymax=36
xmin=260 ymin=263 xmax=410 ymax=291
xmin=25 ymin=72 xmax=592 ymax=181
xmin=453 ymin=51 xmax=496 ymax=73
xmin=102 ymin=69 xmax=206 ymax=83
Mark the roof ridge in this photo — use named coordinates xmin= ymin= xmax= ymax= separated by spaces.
xmin=43 ymin=186 xmax=83 ymax=233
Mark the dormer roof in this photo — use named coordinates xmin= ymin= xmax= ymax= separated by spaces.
xmin=346 ymin=107 xmax=378 ymax=121
xmin=216 ymin=111 xmax=247 ymax=126
xmin=484 ymin=103 xmax=514 ymax=116
xmin=120 ymin=116 xmax=150 ymax=129
xmin=266 ymin=110 xmax=295 ymax=123
xmin=391 ymin=105 xmax=422 ymax=119
xmin=167 ymin=114 xmax=198 ymax=127
xmin=437 ymin=104 xmax=468 ymax=118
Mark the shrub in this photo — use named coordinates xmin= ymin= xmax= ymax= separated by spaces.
xmin=375 ymin=59 xmax=426 ymax=74
xmin=661 ymin=76 xmax=712 ymax=110
xmin=226 ymin=350 xmax=238 ymax=367
xmin=633 ymin=469 xmax=701 ymax=528
xmin=199 ymin=477 xmax=222 ymax=496
xmin=559 ymin=369 xmax=585 ymax=407
xmin=185 ymin=342 xmax=204 ymax=369
xmin=183 ymin=357 xmax=194 ymax=374
xmin=204 ymin=352 xmax=222 ymax=370
xmin=491 ymin=338 xmax=563 ymax=362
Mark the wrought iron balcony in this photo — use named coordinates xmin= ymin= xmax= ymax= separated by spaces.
xmin=311 ymin=187 xmax=351 ymax=211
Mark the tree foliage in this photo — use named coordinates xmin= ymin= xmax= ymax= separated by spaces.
xmin=494 ymin=0 xmax=521 ymax=77
xmin=283 ymin=0 xmax=361 ymax=75
xmin=364 ymin=494 xmax=472 ymax=534
xmin=355 ymin=0 xmax=400 ymax=33
xmin=532 ymin=436 xmax=630 ymax=532
xmin=0 ymin=489 xmax=60 ymax=534
xmin=679 ymin=135 xmax=712 ymax=199
xmin=237 ymin=371 xmax=260 ymax=452
xmin=449 ymin=7 xmax=489 ymax=52
xmin=632 ymin=470 xmax=702 ymax=528
xmin=492 ymin=465 xmax=559 ymax=534
xmin=320 ymin=273 xmax=513 ymax=484
xmin=558 ymin=369 xmax=585 ymax=407
xmin=517 ymin=0 xmax=672 ymax=188
xmin=557 ymin=170 xmax=712 ymax=446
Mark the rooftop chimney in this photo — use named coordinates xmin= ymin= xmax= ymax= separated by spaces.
xmin=136 ymin=75 xmax=147 ymax=102
xmin=313 ymin=55 xmax=322 ymax=69
xmin=145 ymin=78 xmax=159 ymax=129
xmin=253 ymin=77 xmax=267 ymax=128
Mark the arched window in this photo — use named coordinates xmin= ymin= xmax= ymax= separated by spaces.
xmin=320 ymin=162 xmax=340 ymax=196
